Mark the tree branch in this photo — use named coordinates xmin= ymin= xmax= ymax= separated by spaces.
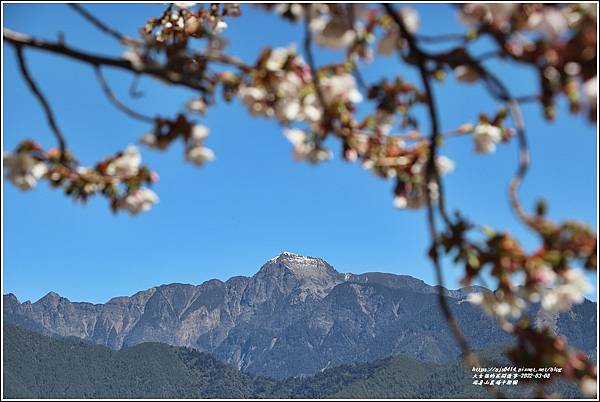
xmin=13 ymin=45 xmax=67 ymax=159
xmin=68 ymin=4 xmax=138 ymax=46
xmin=382 ymin=2 xmax=483 ymax=372
xmin=95 ymin=67 xmax=155 ymax=124
xmin=507 ymin=99 xmax=534 ymax=228
xmin=3 ymin=29 xmax=250 ymax=93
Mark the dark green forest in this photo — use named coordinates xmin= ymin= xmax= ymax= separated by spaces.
xmin=3 ymin=323 xmax=584 ymax=399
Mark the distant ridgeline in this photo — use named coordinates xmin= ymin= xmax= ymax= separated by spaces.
xmin=3 ymin=252 xmax=596 ymax=382
xmin=3 ymin=324 xmax=585 ymax=399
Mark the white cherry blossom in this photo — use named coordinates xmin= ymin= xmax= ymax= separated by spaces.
xmin=540 ymin=269 xmax=592 ymax=313
xmin=393 ymin=155 xmax=455 ymax=210
xmin=185 ymin=145 xmax=215 ymax=166
xmin=473 ymin=123 xmax=502 ymax=154
xmin=310 ymin=15 xmax=356 ymax=50
xmin=3 ymin=152 xmax=48 ymax=191
xmin=106 ymin=145 xmax=141 ymax=177
xmin=265 ymin=46 xmax=295 ymax=72
xmin=284 ymin=128 xmax=332 ymax=164
xmin=119 ymin=188 xmax=159 ymax=214
xmin=320 ymin=74 xmax=362 ymax=105
xmin=581 ymin=377 xmax=598 ymax=398
xmin=190 ymin=124 xmax=209 ymax=142
xmin=459 ymin=4 xmax=517 ymax=27
xmin=583 ymin=76 xmax=597 ymax=106
xmin=467 ymin=291 xmax=526 ymax=320
xmin=186 ymin=98 xmax=207 ymax=115
xmin=527 ymin=8 xmax=569 ymax=40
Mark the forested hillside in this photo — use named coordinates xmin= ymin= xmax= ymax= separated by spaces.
xmin=3 ymin=323 xmax=584 ymax=399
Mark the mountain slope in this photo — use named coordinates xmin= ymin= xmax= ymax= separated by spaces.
xmin=3 ymin=252 xmax=596 ymax=379
xmin=3 ymin=324 xmax=585 ymax=399
xmin=2 ymin=323 xmax=275 ymax=399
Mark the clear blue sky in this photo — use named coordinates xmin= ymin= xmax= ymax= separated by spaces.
xmin=3 ymin=4 xmax=597 ymax=304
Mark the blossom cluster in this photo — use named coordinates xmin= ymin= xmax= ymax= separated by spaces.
xmin=122 ymin=2 xmax=243 ymax=98
xmin=441 ymin=213 xmax=596 ymax=320
xmin=143 ymin=3 xmax=240 ymax=42
xmin=458 ymin=3 xmax=597 ymax=121
xmin=139 ymin=114 xmax=215 ymax=167
xmin=459 ymin=108 xmax=515 ymax=154
xmin=236 ymin=45 xmax=367 ymax=166
xmin=508 ymin=324 xmax=597 ymax=398
xmin=3 ymin=141 xmax=159 ymax=214
xmin=440 ymin=211 xmax=596 ymax=395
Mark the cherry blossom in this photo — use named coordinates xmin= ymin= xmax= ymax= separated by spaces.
xmin=320 ymin=73 xmax=363 ymax=105
xmin=3 ymin=151 xmax=48 ymax=190
xmin=473 ymin=123 xmax=502 ymax=154
xmin=310 ymin=13 xmax=357 ymax=50
xmin=118 ymin=188 xmax=159 ymax=214
xmin=581 ymin=377 xmax=598 ymax=398
xmin=377 ymin=8 xmax=419 ymax=55
xmin=186 ymin=98 xmax=208 ymax=115
xmin=185 ymin=145 xmax=215 ymax=166
xmin=274 ymin=3 xmax=305 ymax=21
xmin=105 ymin=145 xmax=141 ymax=178
xmin=393 ymin=155 xmax=455 ymax=210
xmin=458 ymin=4 xmax=517 ymax=28
xmin=583 ymin=76 xmax=597 ymax=106
xmin=284 ymin=128 xmax=332 ymax=164
xmin=540 ymin=269 xmax=593 ymax=313
xmin=527 ymin=8 xmax=569 ymax=41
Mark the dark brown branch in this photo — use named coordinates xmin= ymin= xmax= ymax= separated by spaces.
xmin=383 ymin=2 xmax=483 ymax=372
xmin=95 ymin=67 xmax=155 ymax=124
xmin=3 ymin=28 xmax=205 ymax=92
xmin=13 ymin=45 xmax=67 ymax=159
xmin=68 ymin=4 xmax=138 ymax=46
xmin=3 ymin=29 xmax=250 ymax=93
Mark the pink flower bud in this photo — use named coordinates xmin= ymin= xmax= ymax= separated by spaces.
xmin=150 ymin=171 xmax=160 ymax=183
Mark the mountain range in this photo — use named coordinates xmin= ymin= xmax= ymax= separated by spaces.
xmin=3 ymin=252 xmax=597 ymax=380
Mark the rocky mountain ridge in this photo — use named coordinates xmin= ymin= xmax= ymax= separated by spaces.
xmin=4 ymin=252 xmax=596 ymax=379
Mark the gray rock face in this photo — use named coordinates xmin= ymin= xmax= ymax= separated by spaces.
xmin=3 ymin=252 xmax=597 ymax=379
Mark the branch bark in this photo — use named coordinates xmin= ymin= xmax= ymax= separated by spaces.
xmin=14 ymin=45 xmax=67 ymax=159
xmin=3 ymin=28 xmax=250 ymax=93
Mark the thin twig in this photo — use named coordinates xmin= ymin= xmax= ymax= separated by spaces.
xmin=68 ymin=4 xmax=138 ymax=46
xmin=129 ymin=75 xmax=144 ymax=98
xmin=507 ymin=99 xmax=534 ymax=228
xmin=14 ymin=45 xmax=67 ymax=159
xmin=95 ymin=67 xmax=155 ymax=124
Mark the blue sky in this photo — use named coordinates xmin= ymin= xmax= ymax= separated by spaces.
xmin=3 ymin=3 xmax=597 ymax=304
